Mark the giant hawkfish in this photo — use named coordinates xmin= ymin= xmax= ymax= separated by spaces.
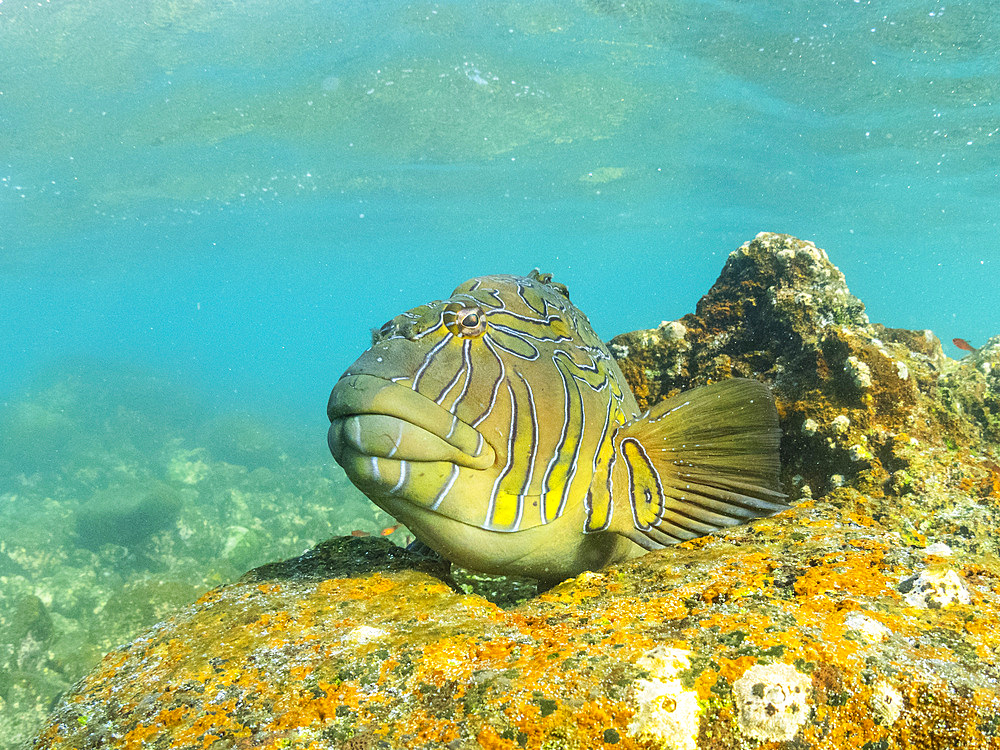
xmin=327 ymin=271 xmax=787 ymax=582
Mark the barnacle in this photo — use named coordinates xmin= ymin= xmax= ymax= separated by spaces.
xmin=732 ymin=663 xmax=812 ymax=742
xmin=627 ymin=646 xmax=699 ymax=750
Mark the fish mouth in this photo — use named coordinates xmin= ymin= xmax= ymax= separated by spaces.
xmin=327 ymin=373 xmax=496 ymax=470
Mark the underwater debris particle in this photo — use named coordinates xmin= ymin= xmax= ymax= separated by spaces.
xmin=732 ymin=662 xmax=812 ymax=742
xmin=627 ymin=646 xmax=699 ymax=750
xmin=900 ymin=569 xmax=971 ymax=609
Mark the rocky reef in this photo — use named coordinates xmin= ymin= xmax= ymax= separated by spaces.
xmin=0 ymin=365 xmax=390 ymax=749
xmin=27 ymin=234 xmax=1000 ymax=749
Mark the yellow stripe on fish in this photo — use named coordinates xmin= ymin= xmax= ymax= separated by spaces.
xmin=327 ymin=270 xmax=787 ymax=582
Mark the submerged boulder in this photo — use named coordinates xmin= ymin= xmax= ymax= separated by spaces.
xmin=29 ymin=234 xmax=1000 ymax=750
xmin=74 ymin=481 xmax=182 ymax=552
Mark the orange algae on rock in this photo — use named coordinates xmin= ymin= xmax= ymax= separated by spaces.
xmin=29 ymin=235 xmax=1000 ymax=750
xmin=28 ymin=507 xmax=1000 ymax=750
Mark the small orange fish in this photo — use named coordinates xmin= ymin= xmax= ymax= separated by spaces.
xmin=350 ymin=529 xmax=370 ymax=537
xmin=953 ymin=338 xmax=976 ymax=353
xmin=381 ymin=524 xmax=401 ymax=536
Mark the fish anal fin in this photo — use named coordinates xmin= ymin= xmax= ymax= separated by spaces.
xmin=608 ymin=378 xmax=789 ymax=549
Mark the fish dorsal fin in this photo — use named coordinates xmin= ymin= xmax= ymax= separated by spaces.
xmin=606 ymin=378 xmax=788 ymax=550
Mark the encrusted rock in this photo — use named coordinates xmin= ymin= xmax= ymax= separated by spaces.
xmin=612 ymin=231 xmax=1000 ymax=511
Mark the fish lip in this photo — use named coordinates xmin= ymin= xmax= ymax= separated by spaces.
xmin=327 ymin=373 xmax=495 ymax=468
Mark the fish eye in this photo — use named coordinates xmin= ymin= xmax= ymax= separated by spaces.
xmin=444 ymin=303 xmax=487 ymax=338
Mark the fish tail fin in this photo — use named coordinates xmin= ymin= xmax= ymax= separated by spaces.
xmin=606 ymin=378 xmax=788 ymax=550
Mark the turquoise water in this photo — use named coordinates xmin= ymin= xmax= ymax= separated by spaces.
xmin=3 ymin=0 xmax=998 ymax=420
xmin=1 ymin=0 xmax=998 ymax=742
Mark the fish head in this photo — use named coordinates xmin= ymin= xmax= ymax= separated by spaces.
xmin=327 ymin=271 xmax=637 ymax=576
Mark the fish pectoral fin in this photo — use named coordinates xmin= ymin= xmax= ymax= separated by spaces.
xmin=608 ymin=378 xmax=788 ymax=549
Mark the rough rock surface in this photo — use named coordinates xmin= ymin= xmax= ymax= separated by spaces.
xmin=29 ymin=234 xmax=1000 ymax=750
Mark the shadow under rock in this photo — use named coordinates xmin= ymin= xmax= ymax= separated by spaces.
xmin=238 ymin=535 xmax=452 ymax=584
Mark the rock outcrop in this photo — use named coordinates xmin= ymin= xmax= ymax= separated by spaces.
xmin=29 ymin=234 xmax=1000 ymax=750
